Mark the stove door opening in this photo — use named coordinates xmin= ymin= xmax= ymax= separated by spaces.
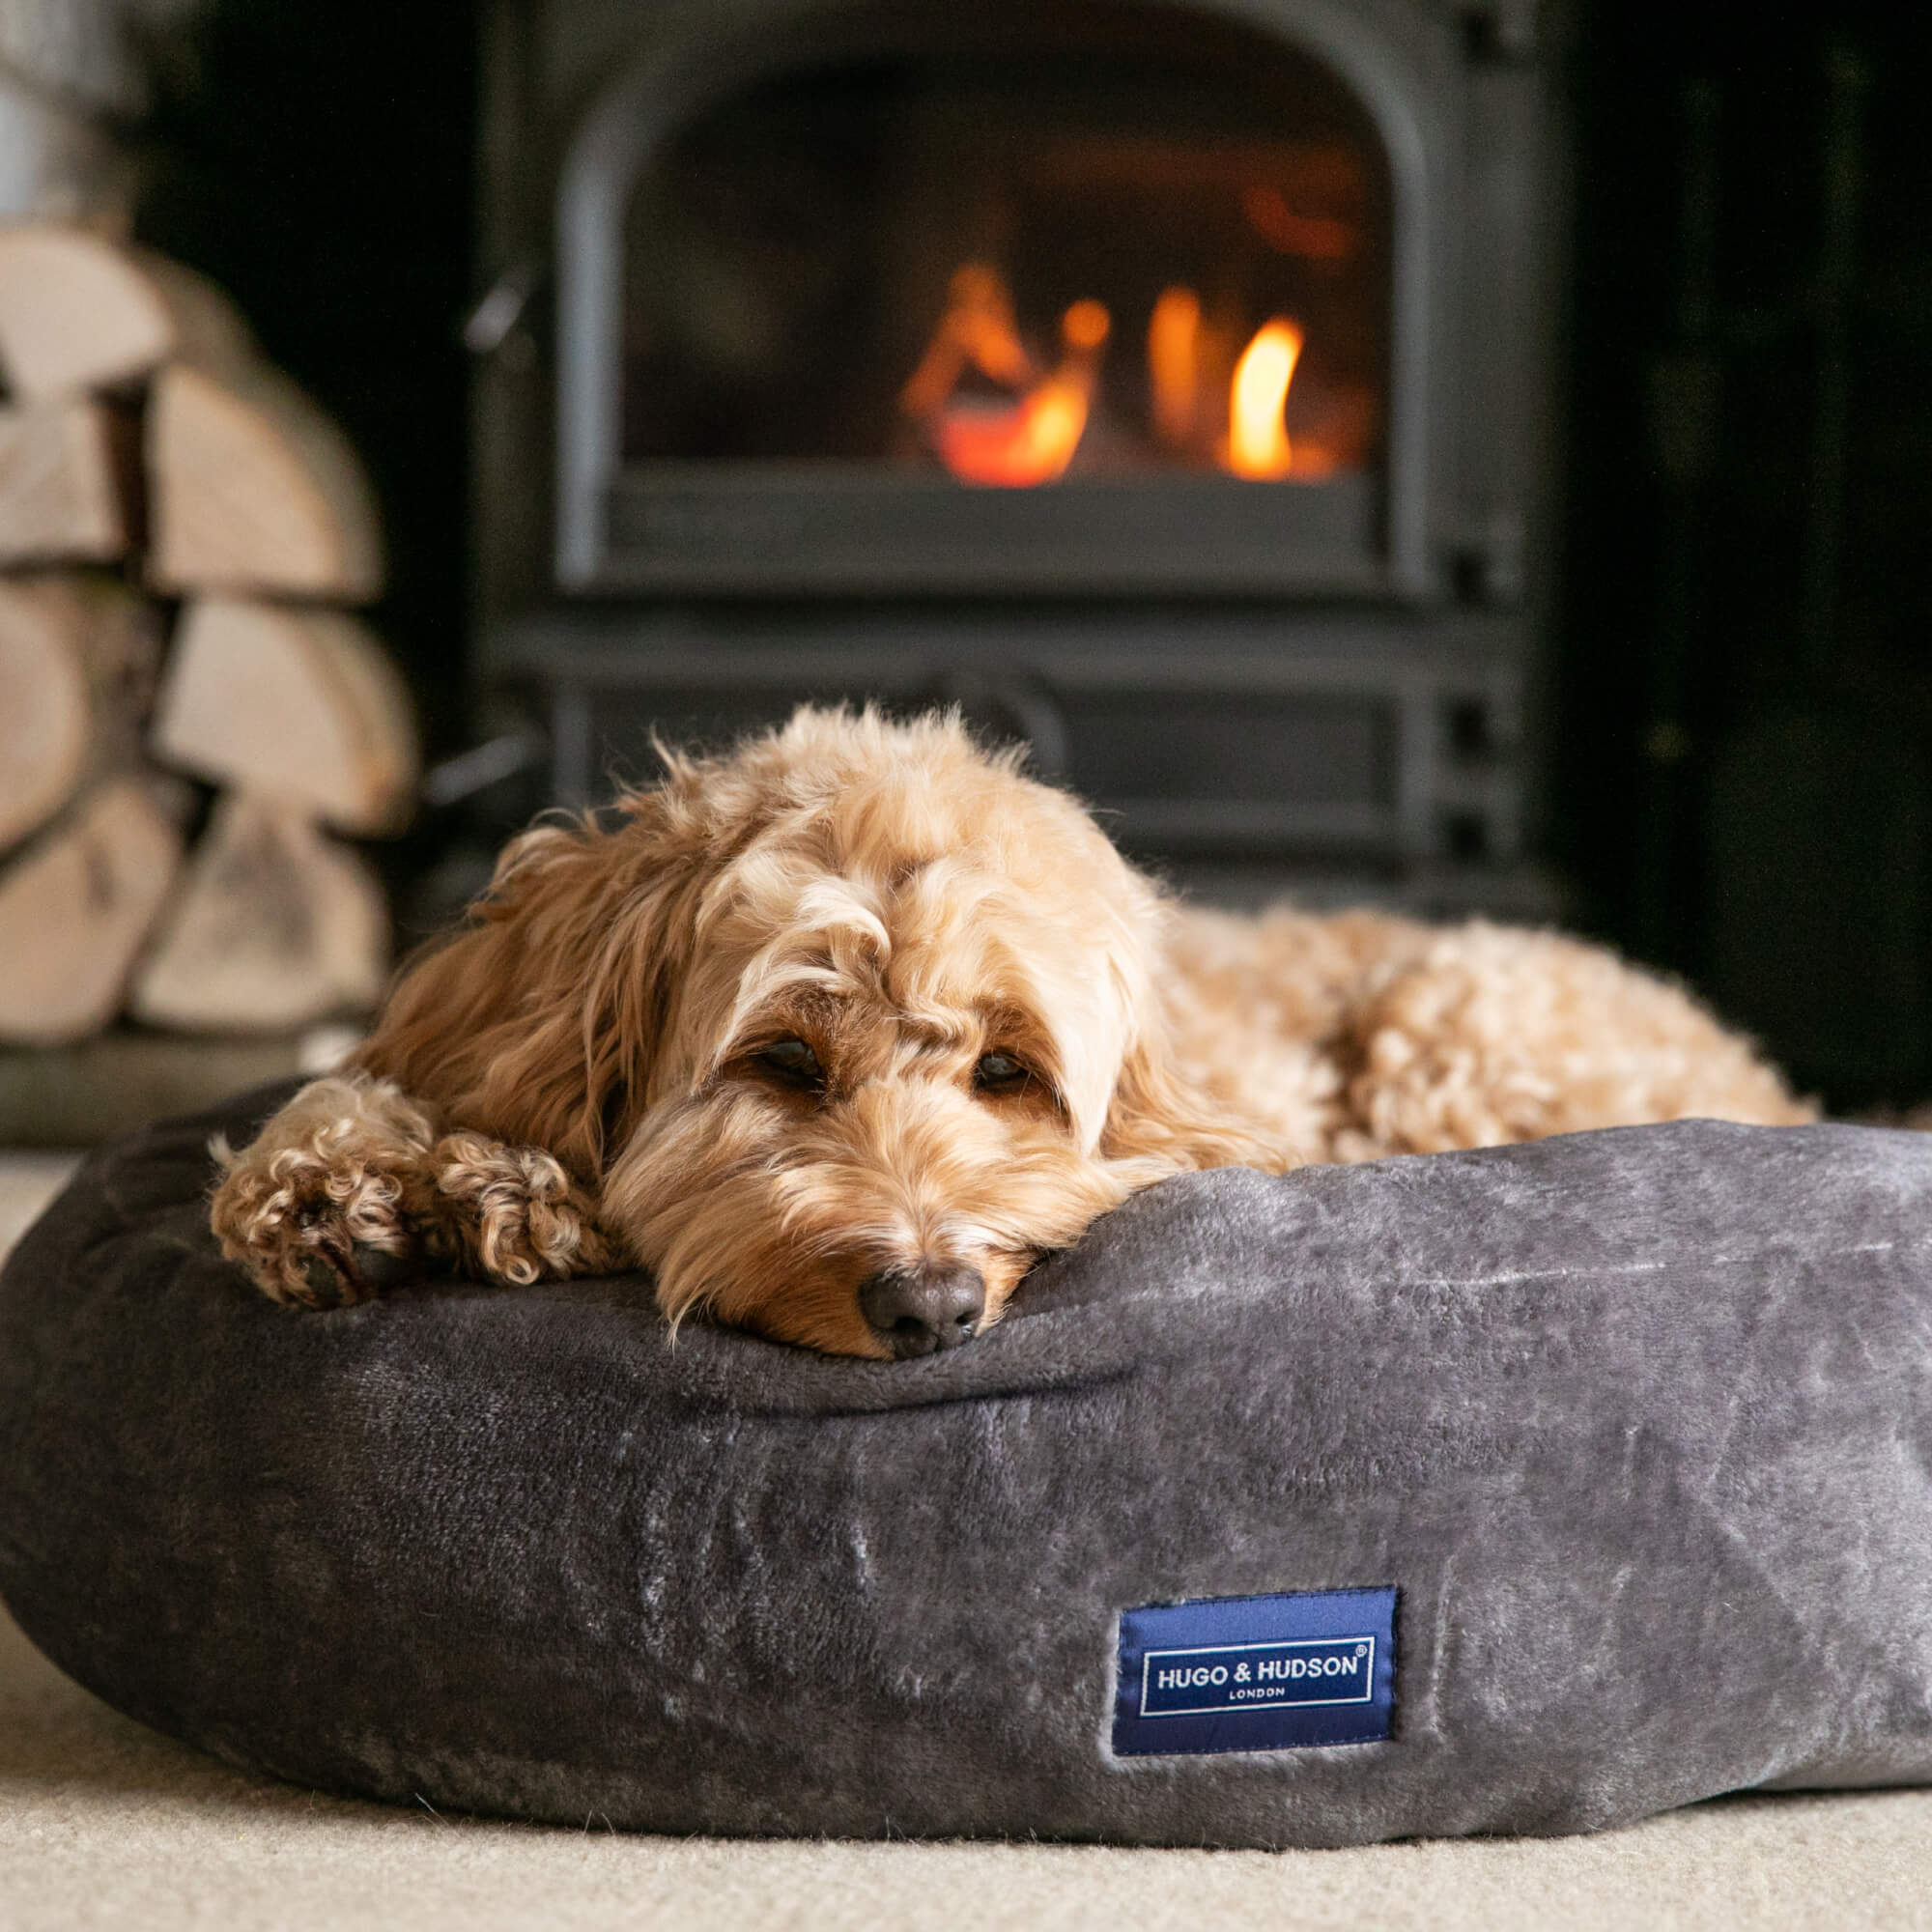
xmin=593 ymin=5 xmax=1398 ymax=593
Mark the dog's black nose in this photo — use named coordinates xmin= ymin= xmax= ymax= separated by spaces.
xmin=859 ymin=1264 xmax=985 ymax=1359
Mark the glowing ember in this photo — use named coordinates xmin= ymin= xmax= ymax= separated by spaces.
xmin=908 ymin=271 xmax=1112 ymax=487
xmin=1240 ymin=185 xmax=1356 ymax=262
xmin=933 ymin=379 xmax=1090 ymax=487
xmin=1148 ymin=286 xmax=1202 ymax=449
xmin=1223 ymin=319 xmax=1304 ymax=479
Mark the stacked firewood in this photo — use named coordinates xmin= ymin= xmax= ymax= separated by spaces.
xmin=0 ymin=223 xmax=417 ymax=1046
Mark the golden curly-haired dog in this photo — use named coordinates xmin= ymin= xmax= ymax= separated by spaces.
xmin=212 ymin=706 xmax=1811 ymax=1356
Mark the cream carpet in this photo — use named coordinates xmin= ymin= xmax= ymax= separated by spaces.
xmin=4 ymin=1154 xmax=1931 ymax=1931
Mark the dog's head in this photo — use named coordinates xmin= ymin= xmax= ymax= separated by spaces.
xmin=373 ymin=708 xmax=1264 ymax=1356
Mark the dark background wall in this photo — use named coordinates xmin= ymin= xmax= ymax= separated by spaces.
xmin=1558 ymin=0 xmax=1932 ymax=1108
xmin=126 ymin=0 xmax=1932 ymax=1111
xmin=132 ymin=0 xmax=476 ymax=761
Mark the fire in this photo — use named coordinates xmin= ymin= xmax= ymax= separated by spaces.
xmin=932 ymin=379 xmax=1090 ymax=488
xmin=902 ymin=266 xmax=1320 ymax=484
xmin=898 ymin=264 xmax=1035 ymax=423
xmin=905 ymin=266 xmax=1110 ymax=487
xmin=1061 ymin=298 xmax=1111 ymax=355
xmin=1223 ymin=319 xmax=1304 ymax=479
xmin=1148 ymin=286 xmax=1202 ymax=448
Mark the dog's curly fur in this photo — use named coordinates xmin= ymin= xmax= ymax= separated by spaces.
xmin=212 ymin=706 xmax=1811 ymax=1355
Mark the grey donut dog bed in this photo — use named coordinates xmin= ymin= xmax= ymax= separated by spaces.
xmin=5 ymin=1082 xmax=1932 ymax=1850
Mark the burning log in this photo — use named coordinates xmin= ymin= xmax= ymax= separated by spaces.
xmin=898 ymin=264 xmax=1039 ymax=422
xmin=900 ymin=247 xmax=1341 ymax=484
xmin=152 ymin=598 xmax=418 ymax=835
xmin=904 ymin=269 xmax=1111 ymax=488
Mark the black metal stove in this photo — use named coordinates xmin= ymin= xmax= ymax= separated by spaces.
xmin=472 ymin=0 xmax=1563 ymax=909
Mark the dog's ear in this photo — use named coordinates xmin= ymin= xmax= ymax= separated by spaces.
xmin=353 ymin=789 xmax=710 ymax=1178
xmin=1099 ymin=1028 xmax=1283 ymax=1175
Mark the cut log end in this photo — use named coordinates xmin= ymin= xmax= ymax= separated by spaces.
xmin=0 ymin=780 xmax=184 ymax=1045
xmin=0 ymin=575 xmax=159 ymax=854
xmin=129 ymin=792 xmax=390 ymax=1034
xmin=145 ymin=364 xmax=384 ymax=602
xmin=0 ymin=224 xmax=175 ymax=399
xmin=0 ymin=397 xmax=132 ymax=564
xmin=152 ymin=598 xmax=418 ymax=835
xmin=0 ymin=583 xmax=89 ymax=853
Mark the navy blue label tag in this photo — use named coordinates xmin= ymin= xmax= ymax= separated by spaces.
xmin=1113 ymin=1587 xmax=1396 ymax=1756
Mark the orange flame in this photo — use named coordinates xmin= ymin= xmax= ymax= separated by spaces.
xmin=933 ymin=379 xmax=1090 ymax=487
xmin=1061 ymin=298 xmax=1110 ymax=355
xmin=1223 ymin=319 xmax=1304 ymax=479
xmin=904 ymin=267 xmax=1322 ymax=484
xmin=1148 ymin=286 xmax=1202 ymax=448
xmin=898 ymin=264 xmax=1037 ymax=422
xmin=912 ymin=281 xmax=1111 ymax=488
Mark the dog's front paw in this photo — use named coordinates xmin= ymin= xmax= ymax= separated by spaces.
xmin=432 ymin=1134 xmax=617 ymax=1286
xmin=211 ymin=1137 xmax=425 ymax=1310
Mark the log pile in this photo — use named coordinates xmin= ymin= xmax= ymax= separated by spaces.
xmin=0 ymin=222 xmax=416 ymax=1050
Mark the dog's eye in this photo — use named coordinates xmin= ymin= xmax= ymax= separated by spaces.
xmin=754 ymin=1037 xmax=823 ymax=1088
xmin=975 ymin=1051 xmax=1032 ymax=1094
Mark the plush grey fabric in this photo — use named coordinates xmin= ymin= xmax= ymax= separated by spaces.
xmin=3 ymin=1082 xmax=1932 ymax=1848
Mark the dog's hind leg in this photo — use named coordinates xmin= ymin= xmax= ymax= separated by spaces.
xmin=1336 ymin=923 xmax=1812 ymax=1154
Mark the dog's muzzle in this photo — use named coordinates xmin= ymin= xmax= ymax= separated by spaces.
xmin=859 ymin=1264 xmax=985 ymax=1359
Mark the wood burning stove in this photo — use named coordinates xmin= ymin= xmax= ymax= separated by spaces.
xmin=475 ymin=0 xmax=1561 ymax=906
